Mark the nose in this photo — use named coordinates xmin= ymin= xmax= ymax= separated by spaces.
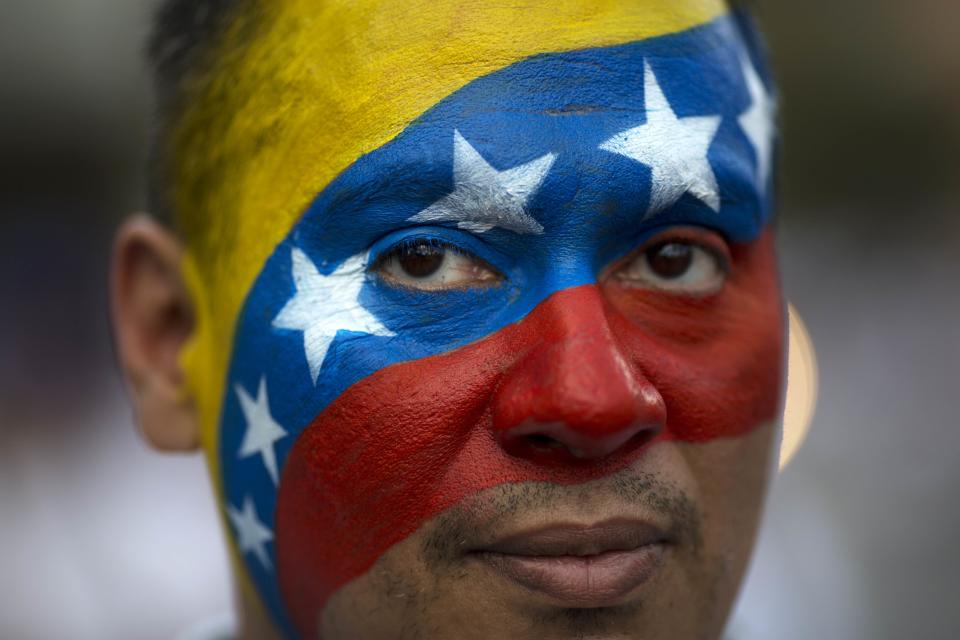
xmin=491 ymin=287 xmax=665 ymax=461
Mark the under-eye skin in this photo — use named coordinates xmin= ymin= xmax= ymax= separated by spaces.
xmin=372 ymin=237 xmax=504 ymax=291
xmin=611 ymin=228 xmax=731 ymax=296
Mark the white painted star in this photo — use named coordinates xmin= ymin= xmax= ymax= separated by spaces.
xmin=273 ymin=247 xmax=395 ymax=384
xmin=407 ymin=129 xmax=556 ymax=234
xmin=227 ymin=496 xmax=273 ymax=571
xmin=600 ymin=61 xmax=723 ymax=215
xmin=235 ymin=377 xmax=287 ymax=485
xmin=738 ymin=52 xmax=777 ymax=193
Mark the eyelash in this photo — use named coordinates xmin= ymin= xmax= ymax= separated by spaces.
xmin=370 ymin=237 xmax=469 ymax=268
xmin=638 ymin=230 xmax=731 ymax=271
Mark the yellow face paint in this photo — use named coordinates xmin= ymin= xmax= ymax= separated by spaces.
xmin=170 ymin=0 xmax=727 ymax=620
xmin=175 ymin=0 xmax=726 ymax=483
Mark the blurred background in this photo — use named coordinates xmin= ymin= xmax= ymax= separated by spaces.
xmin=1 ymin=1 xmax=957 ymax=638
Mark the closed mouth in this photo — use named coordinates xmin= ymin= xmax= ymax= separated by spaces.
xmin=470 ymin=519 xmax=671 ymax=607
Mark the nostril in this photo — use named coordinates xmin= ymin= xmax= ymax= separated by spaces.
xmin=499 ymin=419 xmax=663 ymax=462
xmin=621 ymin=426 xmax=658 ymax=454
xmin=497 ymin=430 xmax=567 ymax=460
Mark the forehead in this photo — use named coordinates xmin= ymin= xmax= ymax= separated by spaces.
xmin=300 ymin=20 xmax=765 ymax=272
xmin=172 ymin=0 xmax=730 ymax=280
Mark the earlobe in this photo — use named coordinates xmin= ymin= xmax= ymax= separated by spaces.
xmin=110 ymin=214 xmax=200 ymax=452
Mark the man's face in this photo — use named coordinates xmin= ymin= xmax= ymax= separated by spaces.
xmin=179 ymin=2 xmax=783 ymax=638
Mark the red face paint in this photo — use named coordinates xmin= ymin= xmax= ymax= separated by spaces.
xmin=275 ymin=229 xmax=783 ymax=637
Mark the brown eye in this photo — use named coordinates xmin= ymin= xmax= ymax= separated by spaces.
xmin=374 ymin=239 xmax=502 ymax=291
xmin=613 ymin=232 xmax=729 ymax=296
xmin=397 ymin=241 xmax=445 ymax=278
xmin=646 ymin=242 xmax=694 ymax=279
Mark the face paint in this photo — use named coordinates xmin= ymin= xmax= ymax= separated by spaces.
xmin=176 ymin=2 xmax=780 ymax=637
xmin=276 ymin=232 xmax=781 ymax=633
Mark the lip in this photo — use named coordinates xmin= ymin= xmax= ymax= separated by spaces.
xmin=471 ymin=519 xmax=670 ymax=607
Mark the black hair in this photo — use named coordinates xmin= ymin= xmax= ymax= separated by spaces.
xmin=145 ymin=0 xmax=248 ymax=224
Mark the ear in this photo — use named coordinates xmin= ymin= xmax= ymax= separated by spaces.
xmin=110 ymin=215 xmax=199 ymax=451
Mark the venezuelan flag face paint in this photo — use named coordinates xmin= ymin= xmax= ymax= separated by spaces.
xmin=175 ymin=2 xmax=782 ymax=637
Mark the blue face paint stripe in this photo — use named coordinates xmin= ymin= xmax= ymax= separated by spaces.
xmin=218 ymin=14 xmax=776 ymax=634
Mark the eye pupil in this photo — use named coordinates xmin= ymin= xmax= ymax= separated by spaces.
xmin=398 ymin=241 xmax=445 ymax=278
xmin=647 ymin=242 xmax=693 ymax=279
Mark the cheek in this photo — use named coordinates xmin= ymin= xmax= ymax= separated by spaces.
xmin=605 ymin=228 xmax=784 ymax=441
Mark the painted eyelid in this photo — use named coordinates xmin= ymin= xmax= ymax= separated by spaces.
xmin=366 ymin=227 xmax=513 ymax=275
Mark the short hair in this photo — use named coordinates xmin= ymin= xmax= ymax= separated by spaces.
xmin=145 ymin=0 xmax=249 ymax=226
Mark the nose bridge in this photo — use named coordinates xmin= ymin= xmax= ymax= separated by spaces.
xmin=491 ymin=287 xmax=665 ymax=460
